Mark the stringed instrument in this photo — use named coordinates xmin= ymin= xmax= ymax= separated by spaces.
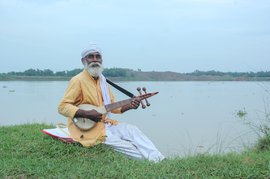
xmin=73 ymin=88 xmax=158 ymax=131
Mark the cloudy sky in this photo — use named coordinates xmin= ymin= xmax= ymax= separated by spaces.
xmin=0 ymin=0 xmax=269 ymax=73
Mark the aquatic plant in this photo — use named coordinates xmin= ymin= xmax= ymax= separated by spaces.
xmin=236 ymin=83 xmax=270 ymax=151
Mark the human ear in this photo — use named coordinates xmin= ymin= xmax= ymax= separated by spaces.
xmin=81 ymin=58 xmax=86 ymax=65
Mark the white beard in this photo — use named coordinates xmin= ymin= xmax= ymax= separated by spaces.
xmin=84 ymin=62 xmax=104 ymax=78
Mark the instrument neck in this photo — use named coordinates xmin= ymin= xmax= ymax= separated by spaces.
xmin=104 ymin=92 xmax=157 ymax=112
xmin=105 ymin=98 xmax=133 ymax=112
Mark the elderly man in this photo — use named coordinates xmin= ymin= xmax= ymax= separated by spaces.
xmin=58 ymin=44 xmax=164 ymax=163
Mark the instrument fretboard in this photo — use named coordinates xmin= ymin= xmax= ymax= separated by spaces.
xmin=105 ymin=98 xmax=133 ymax=112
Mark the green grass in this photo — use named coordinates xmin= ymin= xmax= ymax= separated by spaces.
xmin=0 ymin=124 xmax=270 ymax=178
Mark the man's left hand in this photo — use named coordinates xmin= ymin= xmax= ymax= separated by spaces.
xmin=130 ymin=99 xmax=140 ymax=110
xmin=121 ymin=99 xmax=140 ymax=113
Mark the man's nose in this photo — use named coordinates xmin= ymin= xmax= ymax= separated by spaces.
xmin=92 ymin=57 xmax=99 ymax=62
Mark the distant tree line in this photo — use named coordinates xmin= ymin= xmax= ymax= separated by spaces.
xmin=186 ymin=70 xmax=270 ymax=77
xmin=1 ymin=68 xmax=270 ymax=78
xmin=2 ymin=68 xmax=82 ymax=77
xmin=0 ymin=68 xmax=133 ymax=77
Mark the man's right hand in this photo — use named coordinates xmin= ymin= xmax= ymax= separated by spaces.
xmin=75 ymin=109 xmax=102 ymax=123
xmin=84 ymin=109 xmax=102 ymax=122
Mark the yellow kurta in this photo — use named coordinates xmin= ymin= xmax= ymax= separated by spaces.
xmin=58 ymin=69 xmax=121 ymax=147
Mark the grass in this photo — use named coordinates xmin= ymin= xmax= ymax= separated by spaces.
xmin=0 ymin=124 xmax=270 ymax=178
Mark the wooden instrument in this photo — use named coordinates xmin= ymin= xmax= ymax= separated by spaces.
xmin=73 ymin=90 xmax=158 ymax=131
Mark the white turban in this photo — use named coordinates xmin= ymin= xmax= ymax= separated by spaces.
xmin=81 ymin=43 xmax=102 ymax=58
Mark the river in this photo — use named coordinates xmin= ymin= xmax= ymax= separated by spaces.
xmin=1 ymin=81 xmax=269 ymax=157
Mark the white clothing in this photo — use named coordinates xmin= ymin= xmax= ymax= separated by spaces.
xmin=99 ymin=71 xmax=164 ymax=162
xmin=81 ymin=43 xmax=102 ymax=58
xmin=104 ymin=123 xmax=165 ymax=163
xmin=100 ymin=74 xmax=111 ymax=119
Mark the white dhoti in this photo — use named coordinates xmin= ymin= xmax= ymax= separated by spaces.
xmin=100 ymin=75 xmax=164 ymax=162
xmin=104 ymin=122 xmax=165 ymax=163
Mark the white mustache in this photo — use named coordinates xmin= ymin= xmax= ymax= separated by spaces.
xmin=89 ymin=62 xmax=101 ymax=68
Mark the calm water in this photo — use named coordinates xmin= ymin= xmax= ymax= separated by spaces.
xmin=1 ymin=81 xmax=269 ymax=157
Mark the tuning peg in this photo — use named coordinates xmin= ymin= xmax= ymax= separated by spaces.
xmin=137 ymin=87 xmax=146 ymax=109
xmin=142 ymin=87 xmax=150 ymax=106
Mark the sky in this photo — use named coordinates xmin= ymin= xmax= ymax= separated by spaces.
xmin=0 ymin=0 xmax=269 ymax=73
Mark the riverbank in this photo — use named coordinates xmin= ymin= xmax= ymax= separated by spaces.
xmin=0 ymin=124 xmax=269 ymax=178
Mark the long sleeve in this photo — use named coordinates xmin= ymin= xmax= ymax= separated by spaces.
xmin=58 ymin=77 xmax=82 ymax=119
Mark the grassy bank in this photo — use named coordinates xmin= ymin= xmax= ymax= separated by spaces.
xmin=0 ymin=124 xmax=270 ymax=178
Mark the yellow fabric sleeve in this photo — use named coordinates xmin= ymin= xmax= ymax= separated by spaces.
xmin=58 ymin=77 xmax=81 ymax=119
